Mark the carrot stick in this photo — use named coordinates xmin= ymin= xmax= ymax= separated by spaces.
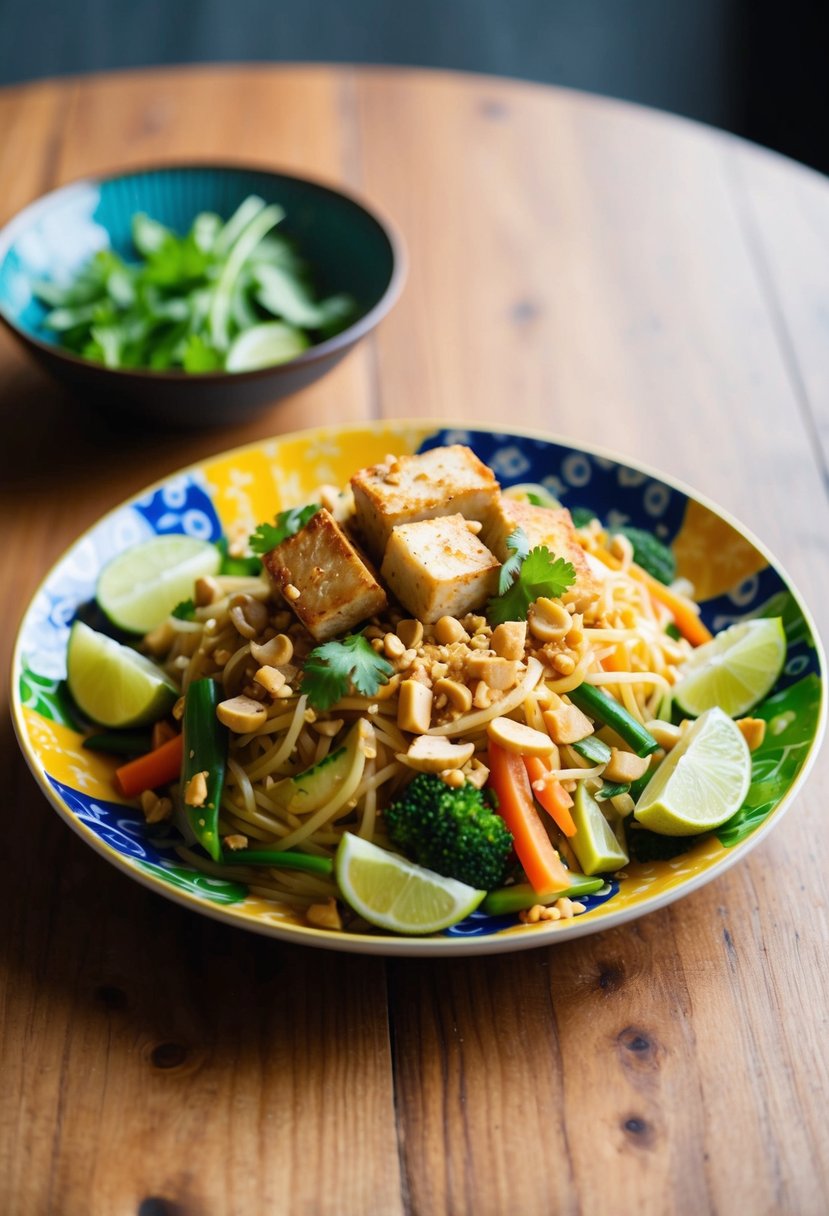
xmin=592 ymin=544 xmax=712 ymax=647
xmin=115 ymin=733 xmax=183 ymax=798
xmin=601 ymin=642 xmax=629 ymax=672
xmin=487 ymin=741 xmax=571 ymax=892
xmin=632 ymin=567 xmax=713 ymax=646
xmin=524 ymin=756 xmax=577 ymax=837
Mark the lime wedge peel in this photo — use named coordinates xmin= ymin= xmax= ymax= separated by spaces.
xmin=67 ymin=620 xmax=177 ymax=729
xmin=335 ymin=833 xmax=485 ymax=935
xmin=673 ymin=617 xmax=786 ymax=719
xmin=225 ymin=321 xmax=309 ymax=372
xmin=633 ymin=707 xmax=751 ymax=837
xmin=96 ymin=535 xmax=221 ymax=634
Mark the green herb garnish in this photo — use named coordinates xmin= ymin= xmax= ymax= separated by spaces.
xmin=249 ymin=504 xmax=320 ymax=556
xmin=302 ymin=635 xmax=393 ymax=711
xmin=171 ymin=598 xmax=196 ymax=621
xmin=33 ymin=196 xmax=357 ymax=373
xmin=487 ymin=540 xmax=576 ymax=625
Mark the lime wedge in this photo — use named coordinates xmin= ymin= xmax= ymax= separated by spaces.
xmin=96 ymin=535 xmax=221 ymax=633
xmin=633 ymin=707 xmax=751 ymax=836
xmin=67 ymin=621 xmax=177 ymax=728
xmin=335 ymin=833 xmax=485 ymax=935
xmin=674 ymin=617 xmax=786 ymax=718
xmin=225 ymin=321 xmax=309 ymax=372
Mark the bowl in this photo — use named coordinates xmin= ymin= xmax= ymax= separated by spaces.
xmin=0 ymin=164 xmax=405 ymax=428
xmin=11 ymin=421 xmax=826 ymax=957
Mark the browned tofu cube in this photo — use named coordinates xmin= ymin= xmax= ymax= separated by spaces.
xmin=381 ymin=514 xmax=500 ymax=622
xmin=351 ymin=445 xmax=500 ymax=558
xmin=485 ymin=498 xmax=598 ymax=611
xmin=262 ymin=508 xmax=387 ymax=641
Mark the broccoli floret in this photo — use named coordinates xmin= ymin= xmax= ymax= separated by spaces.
xmin=613 ymin=525 xmax=676 ymax=585
xmin=384 ymin=772 xmax=513 ymax=890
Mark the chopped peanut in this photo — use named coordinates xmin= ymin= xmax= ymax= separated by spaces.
xmin=542 ymin=701 xmax=594 ymax=745
xmin=434 ymin=678 xmax=473 ymax=713
xmin=143 ymin=620 xmax=176 ymax=657
xmin=223 ymin=834 xmax=249 ymax=851
xmin=491 ymin=620 xmax=527 ymax=660
xmin=434 ymin=616 xmax=469 ymax=645
xmin=254 ymin=665 xmax=287 ymax=697
xmin=397 ymin=618 xmax=424 ymax=649
xmin=312 ymin=718 xmax=344 ymax=737
xmin=216 ymin=694 xmax=269 ymax=733
xmin=383 ymin=632 xmax=406 ymax=660
xmin=465 ymin=758 xmax=490 ymax=789
xmin=440 ymin=768 xmax=466 ymax=788
xmin=467 ymin=655 xmax=517 ymax=690
xmin=250 ymin=633 xmax=294 ymax=667
xmin=473 ymin=680 xmax=492 ymax=709
xmin=172 ymin=696 xmax=186 ymax=721
xmin=397 ymin=679 xmax=433 ymax=734
xmin=527 ymin=597 xmax=571 ymax=642
xmin=306 ymin=899 xmax=343 ymax=931
xmin=487 ymin=716 xmax=557 ymax=757
xmin=140 ymin=789 xmax=173 ymax=823
xmin=401 ymin=735 xmax=475 ymax=773
xmin=194 ymin=575 xmax=220 ymax=607
xmin=184 ymin=771 xmax=209 ymax=808
xmin=603 ymin=748 xmax=651 ymax=783
xmin=229 ymin=594 xmax=269 ymax=639
xmin=737 ymin=717 xmax=766 ymax=752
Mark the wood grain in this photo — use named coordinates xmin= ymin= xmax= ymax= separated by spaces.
xmin=1 ymin=65 xmax=827 ymax=1216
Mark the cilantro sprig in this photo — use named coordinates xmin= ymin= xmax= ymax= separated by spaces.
xmin=249 ymin=504 xmax=320 ymax=556
xmin=171 ymin=598 xmax=196 ymax=621
xmin=302 ymin=635 xmax=394 ymax=711
xmin=487 ymin=535 xmax=576 ymax=625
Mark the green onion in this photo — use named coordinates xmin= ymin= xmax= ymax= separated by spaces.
xmin=569 ymin=683 xmax=659 ymax=757
xmin=571 ymin=735 xmax=612 ymax=765
xmin=595 ymin=781 xmax=631 ymax=802
xmin=182 ymin=678 xmax=227 ymax=862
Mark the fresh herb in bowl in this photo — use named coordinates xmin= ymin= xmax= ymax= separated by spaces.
xmin=33 ymin=195 xmax=356 ymax=373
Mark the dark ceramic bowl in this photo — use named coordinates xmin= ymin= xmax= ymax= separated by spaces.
xmin=0 ymin=164 xmax=405 ymax=428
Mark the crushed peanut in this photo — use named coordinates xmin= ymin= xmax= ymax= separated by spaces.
xmin=184 ymin=771 xmax=209 ymax=808
xmin=223 ymin=834 xmax=249 ymax=851
xmin=140 ymin=789 xmax=173 ymax=823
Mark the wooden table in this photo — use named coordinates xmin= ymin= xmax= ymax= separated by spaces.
xmin=2 ymin=65 xmax=828 ymax=1216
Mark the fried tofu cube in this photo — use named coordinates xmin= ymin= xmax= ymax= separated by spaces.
xmin=351 ymin=445 xmax=500 ymax=558
xmin=485 ymin=498 xmax=598 ymax=611
xmin=381 ymin=514 xmax=501 ymax=622
xmin=262 ymin=508 xmax=387 ymax=642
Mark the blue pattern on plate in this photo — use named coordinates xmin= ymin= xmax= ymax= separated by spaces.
xmin=419 ymin=428 xmax=688 ymax=541
xmin=133 ymin=474 xmax=223 ymax=542
xmin=49 ymin=776 xmax=164 ymax=861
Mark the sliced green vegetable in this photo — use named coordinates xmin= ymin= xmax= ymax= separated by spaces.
xmin=182 ymin=678 xmax=227 ymax=863
xmin=612 ymin=526 xmax=676 ymax=585
xmin=482 ymin=875 xmax=604 ymax=916
xmin=569 ymin=683 xmax=660 ymax=758
xmin=570 ymin=783 xmax=630 ymax=876
xmin=571 ymin=735 xmax=612 ymax=765
xmin=221 ymin=849 xmax=334 ymax=875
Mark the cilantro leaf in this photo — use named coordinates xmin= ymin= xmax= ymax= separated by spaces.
xmin=487 ymin=545 xmax=576 ymax=625
xmin=497 ymin=527 xmax=530 ymax=596
xmin=302 ymin=635 xmax=393 ymax=711
xmin=171 ymin=598 xmax=196 ymax=620
xmin=249 ymin=504 xmax=320 ymax=556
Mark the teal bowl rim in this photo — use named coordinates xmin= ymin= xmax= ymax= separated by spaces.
xmin=0 ymin=159 xmax=407 ymax=383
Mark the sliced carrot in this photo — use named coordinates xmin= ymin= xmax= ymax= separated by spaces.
xmin=632 ymin=566 xmax=713 ymax=646
xmin=487 ymin=741 xmax=571 ymax=892
xmin=601 ymin=642 xmax=629 ymax=673
xmin=591 ymin=544 xmax=712 ymax=647
xmin=115 ymin=733 xmax=183 ymax=798
xmin=523 ymin=756 xmax=577 ymax=837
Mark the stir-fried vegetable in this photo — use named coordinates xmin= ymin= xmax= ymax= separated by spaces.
xmin=181 ymin=679 xmax=227 ymax=862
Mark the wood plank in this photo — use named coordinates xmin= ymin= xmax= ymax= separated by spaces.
xmin=0 ymin=68 xmax=402 ymax=1216
xmin=354 ymin=70 xmax=829 ymax=1216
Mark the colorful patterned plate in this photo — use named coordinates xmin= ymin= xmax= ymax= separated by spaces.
xmin=11 ymin=423 xmax=826 ymax=956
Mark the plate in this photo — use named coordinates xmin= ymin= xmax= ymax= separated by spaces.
xmin=11 ymin=423 xmax=826 ymax=956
